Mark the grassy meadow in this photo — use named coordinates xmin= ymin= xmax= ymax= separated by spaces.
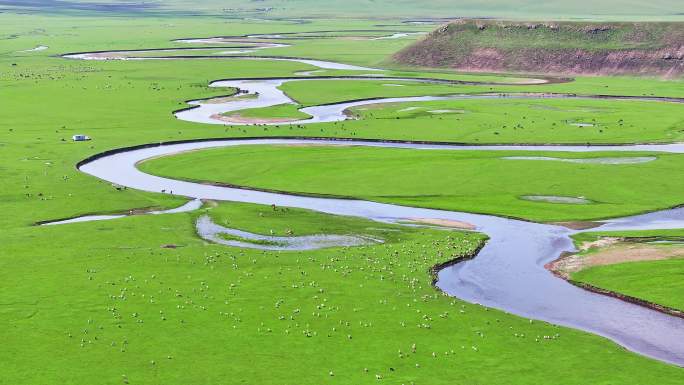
xmin=569 ymin=230 xmax=684 ymax=311
xmin=8 ymin=202 xmax=684 ymax=384
xmin=140 ymin=146 xmax=684 ymax=222
xmin=574 ymin=258 xmax=684 ymax=311
xmin=1 ymin=9 xmax=684 ymax=384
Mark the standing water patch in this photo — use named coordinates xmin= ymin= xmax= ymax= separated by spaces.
xmin=521 ymin=195 xmax=591 ymax=204
xmin=503 ymin=156 xmax=656 ymax=165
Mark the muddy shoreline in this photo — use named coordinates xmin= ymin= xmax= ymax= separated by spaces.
xmin=547 ymin=253 xmax=684 ymax=319
xmin=568 ymin=280 xmax=684 ymax=319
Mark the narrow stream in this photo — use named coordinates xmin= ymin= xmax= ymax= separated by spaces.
xmin=175 ymin=77 xmax=679 ymax=126
xmin=77 ymin=138 xmax=684 ymax=366
xmin=196 ymin=214 xmax=381 ymax=250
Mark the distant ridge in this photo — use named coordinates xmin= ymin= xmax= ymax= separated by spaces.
xmin=394 ymin=20 xmax=684 ymax=77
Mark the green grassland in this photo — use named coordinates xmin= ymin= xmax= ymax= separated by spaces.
xmin=278 ymin=78 xmax=684 ymax=106
xmin=574 ymin=259 xmax=684 ymax=311
xmin=0 ymin=14 xmax=435 ymax=227
xmin=2 ymin=13 xmax=680 ymax=231
xmin=2 ymin=10 xmax=684 ymax=384
xmin=140 ymin=146 xmax=684 ymax=222
xmin=277 ymin=87 xmax=684 ymax=144
xmin=7 ymin=202 xmax=684 ymax=384
xmin=570 ymin=230 xmax=684 ymax=311
xmin=279 ymin=80 xmax=485 ymax=106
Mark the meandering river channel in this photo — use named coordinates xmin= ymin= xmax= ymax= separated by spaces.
xmin=65 ymin=43 xmax=684 ymax=366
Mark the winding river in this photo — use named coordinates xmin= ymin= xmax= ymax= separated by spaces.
xmin=64 ymin=43 xmax=684 ymax=366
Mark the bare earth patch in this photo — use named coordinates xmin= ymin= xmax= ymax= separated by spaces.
xmin=394 ymin=20 xmax=684 ymax=77
xmin=398 ymin=106 xmax=423 ymax=112
xmin=355 ymin=102 xmax=392 ymax=110
xmin=511 ymin=78 xmax=549 ymax=84
xmin=550 ymin=221 xmax=603 ymax=230
xmin=407 ymin=218 xmax=476 ymax=230
xmin=546 ymin=237 xmax=684 ymax=318
xmin=200 ymin=94 xmax=256 ymax=104
xmin=548 ymin=239 xmax=684 ymax=278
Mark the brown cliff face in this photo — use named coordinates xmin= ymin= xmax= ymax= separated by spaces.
xmin=394 ymin=20 xmax=684 ymax=77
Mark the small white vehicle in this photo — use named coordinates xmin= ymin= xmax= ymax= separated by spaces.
xmin=72 ymin=134 xmax=91 ymax=141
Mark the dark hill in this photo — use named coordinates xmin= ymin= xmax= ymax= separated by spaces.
xmin=394 ymin=20 xmax=684 ymax=77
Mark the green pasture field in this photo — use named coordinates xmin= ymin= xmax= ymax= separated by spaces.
xmin=224 ymin=103 xmax=311 ymax=120
xmin=3 ymin=13 xmax=680 ymax=228
xmin=272 ymin=84 xmax=684 ymax=144
xmin=6 ymin=202 xmax=684 ymax=384
xmin=569 ymin=230 xmax=684 ymax=311
xmin=575 ymin=259 xmax=684 ymax=311
xmin=2 ymin=10 xmax=684 ymax=384
xmin=139 ymin=146 xmax=684 ymax=222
